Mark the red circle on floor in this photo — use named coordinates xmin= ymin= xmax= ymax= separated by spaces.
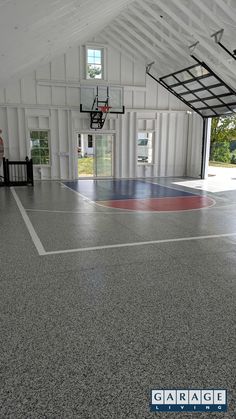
xmin=98 ymin=196 xmax=215 ymax=212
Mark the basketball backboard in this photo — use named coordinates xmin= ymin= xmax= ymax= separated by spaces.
xmin=80 ymin=85 xmax=124 ymax=114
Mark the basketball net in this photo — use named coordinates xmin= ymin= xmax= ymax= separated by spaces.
xmin=98 ymin=105 xmax=112 ymax=113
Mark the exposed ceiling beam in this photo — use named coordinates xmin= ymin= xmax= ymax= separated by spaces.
xmin=191 ymin=0 xmax=225 ymax=30
xmin=107 ymin=23 xmax=173 ymax=73
xmin=157 ymin=0 xmax=236 ymax=78
xmin=214 ymin=0 xmax=236 ymax=23
xmin=125 ymin=6 xmax=189 ymax=63
xmin=111 ymin=18 xmax=176 ymax=68
xmin=137 ymin=0 xmax=192 ymax=43
xmin=170 ymin=0 xmax=210 ymax=36
xmin=103 ymin=27 xmax=167 ymax=75
xmin=102 ymin=28 xmax=144 ymax=62
xmin=99 ymin=36 xmax=135 ymax=64
xmin=135 ymin=0 xmax=235 ymax=88
xmin=100 ymin=32 xmax=143 ymax=65
xmin=139 ymin=0 xmax=228 ymax=73
xmin=101 ymin=30 xmax=164 ymax=78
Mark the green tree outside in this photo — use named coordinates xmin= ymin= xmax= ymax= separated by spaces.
xmin=87 ymin=66 xmax=101 ymax=79
xmin=210 ymin=116 xmax=236 ymax=164
xmin=210 ymin=141 xmax=231 ymax=163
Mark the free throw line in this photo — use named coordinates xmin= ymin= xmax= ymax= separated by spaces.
xmin=11 ymin=187 xmax=46 ymax=256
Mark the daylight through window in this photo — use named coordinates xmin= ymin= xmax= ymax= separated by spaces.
xmin=87 ymin=48 xmax=103 ymax=79
xmin=30 ymin=130 xmax=50 ymax=165
xmin=137 ymin=132 xmax=153 ymax=164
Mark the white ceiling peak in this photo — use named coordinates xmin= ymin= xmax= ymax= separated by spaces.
xmin=0 ymin=0 xmax=235 ymax=91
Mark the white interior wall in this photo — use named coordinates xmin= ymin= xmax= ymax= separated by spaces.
xmin=0 ymin=43 xmax=203 ymax=180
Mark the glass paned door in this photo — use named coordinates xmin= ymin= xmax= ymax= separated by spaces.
xmin=78 ymin=134 xmax=94 ymax=177
xmin=78 ymin=134 xmax=113 ymax=177
xmin=95 ymin=134 xmax=113 ymax=177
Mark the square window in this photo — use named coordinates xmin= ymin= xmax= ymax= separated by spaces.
xmin=204 ymin=98 xmax=222 ymax=106
xmin=200 ymin=76 xmax=218 ymax=86
xmin=175 ymin=71 xmax=193 ymax=83
xmin=173 ymin=86 xmax=188 ymax=94
xmin=183 ymin=93 xmax=198 ymax=101
xmin=192 ymin=101 xmax=207 ymax=108
xmin=186 ymin=81 xmax=202 ymax=90
xmin=195 ymin=90 xmax=212 ymax=99
xmin=162 ymin=76 xmax=177 ymax=86
xmin=221 ymin=95 xmax=236 ymax=104
xmin=210 ymin=86 xmax=229 ymax=95
xmin=189 ymin=65 xmax=209 ymax=78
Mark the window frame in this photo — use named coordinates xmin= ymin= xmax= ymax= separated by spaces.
xmin=137 ymin=131 xmax=154 ymax=166
xmin=85 ymin=44 xmax=106 ymax=81
xmin=30 ymin=129 xmax=50 ymax=166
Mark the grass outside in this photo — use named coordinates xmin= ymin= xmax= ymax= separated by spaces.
xmin=78 ymin=157 xmax=94 ymax=176
xmin=209 ymin=161 xmax=236 ymax=168
xmin=78 ymin=156 xmax=112 ymax=176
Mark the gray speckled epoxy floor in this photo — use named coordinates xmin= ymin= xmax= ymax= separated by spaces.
xmin=0 ymin=179 xmax=236 ymax=419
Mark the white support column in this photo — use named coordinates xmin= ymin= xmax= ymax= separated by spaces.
xmin=202 ymin=118 xmax=212 ymax=179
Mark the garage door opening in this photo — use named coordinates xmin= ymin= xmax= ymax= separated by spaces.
xmin=208 ymin=115 xmax=236 ymax=178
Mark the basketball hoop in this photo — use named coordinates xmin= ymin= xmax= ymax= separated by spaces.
xmin=98 ymin=105 xmax=112 ymax=113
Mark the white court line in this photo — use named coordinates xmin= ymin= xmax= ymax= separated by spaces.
xmin=25 ymin=208 xmax=157 ymax=214
xmin=25 ymin=208 xmax=118 ymax=214
xmin=43 ymin=232 xmax=236 ymax=256
xmin=25 ymin=196 xmax=236 ymax=215
xmin=11 ymin=187 xmax=46 ymax=256
xmin=25 ymin=204 xmax=225 ymax=215
xmin=61 ymin=182 xmax=97 ymax=207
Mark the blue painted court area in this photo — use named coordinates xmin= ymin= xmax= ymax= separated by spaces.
xmin=63 ymin=180 xmax=195 ymax=201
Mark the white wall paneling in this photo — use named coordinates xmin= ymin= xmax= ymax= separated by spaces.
xmin=5 ymin=81 xmax=21 ymax=104
xmin=128 ymin=112 xmax=137 ymax=178
xmin=36 ymin=63 xmax=51 ymax=81
xmin=17 ymin=108 xmax=27 ymax=160
xmin=50 ymin=109 xmax=61 ymax=180
xmin=0 ymin=108 xmax=8 ymax=158
xmin=108 ymin=49 xmax=121 ymax=84
xmin=58 ymin=110 xmax=69 ymax=180
xmin=21 ymin=73 xmax=37 ymax=105
xmin=65 ymin=47 xmax=80 ymax=81
xmin=51 ymin=55 xmax=66 ymax=81
xmin=0 ymin=43 xmax=203 ymax=180
xmin=6 ymin=108 xmax=19 ymax=160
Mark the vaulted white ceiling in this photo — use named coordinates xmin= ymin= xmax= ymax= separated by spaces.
xmin=100 ymin=0 xmax=236 ymax=90
xmin=0 ymin=0 xmax=235 ymax=90
xmin=0 ymin=0 xmax=132 ymax=85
